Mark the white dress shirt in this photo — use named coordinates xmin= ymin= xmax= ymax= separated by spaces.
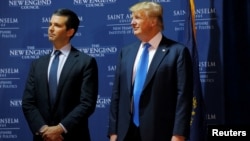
xmin=132 ymin=32 xmax=163 ymax=83
xmin=48 ymin=44 xmax=71 ymax=83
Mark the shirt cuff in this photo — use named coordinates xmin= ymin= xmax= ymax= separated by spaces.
xmin=36 ymin=125 xmax=48 ymax=135
xmin=59 ymin=123 xmax=67 ymax=133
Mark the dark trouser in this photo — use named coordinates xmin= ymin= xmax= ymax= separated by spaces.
xmin=124 ymin=121 xmax=142 ymax=141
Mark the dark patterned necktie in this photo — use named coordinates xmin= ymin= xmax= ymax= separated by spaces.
xmin=49 ymin=50 xmax=61 ymax=106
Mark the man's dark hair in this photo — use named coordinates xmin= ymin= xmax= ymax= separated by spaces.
xmin=53 ymin=8 xmax=80 ymax=39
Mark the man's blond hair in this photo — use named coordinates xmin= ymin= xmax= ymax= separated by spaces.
xmin=129 ymin=2 xmax=164 ymax=30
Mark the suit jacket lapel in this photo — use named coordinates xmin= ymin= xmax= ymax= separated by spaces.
xmin=144 ymin=37 xmax=170 ymax=89
xmin=58 ymin=47 xmax=78 ymax=90
xmin=126 ymin=42 xmax=140 ymax=92
xmin=56 ymin=48 xmax=79 ymax=104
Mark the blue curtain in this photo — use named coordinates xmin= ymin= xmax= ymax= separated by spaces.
xmin=223 ymin=0 xmax=250 ymax=125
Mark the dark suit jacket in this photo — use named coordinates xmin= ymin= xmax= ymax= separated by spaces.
xmin=108 ymin=36 xmax=193 ymax=141
xmin=22 ymin=47 xmax=98 ymax=141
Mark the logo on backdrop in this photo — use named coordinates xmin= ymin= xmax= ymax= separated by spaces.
xmin=195 ymin=7 xmax=216 ymax=30
xmin=0 ymin=17 xmax=19 ymax=39
xmin=107 ymin=65 xmax=116 ymax=86
xmin=10 ymin=99 xmax=22 ymax=107
xmin=0 ymin=118 xmax=19 ymax=139
xmin=78 ymin=44 xmax=117 ymax=57
xmin=199 ymin=61 xmax=216 ymax=83
xmin=9 ymin=0 xmax=52 ymax=9
xmin=9 ymin=46 xmax=51 ymax=59
xmin=172 ymin=9 xmax=187 ymax=32
xmin=0 ymin=68 xmax=19 ymax=89
xmin=96 ymin=95 xmax=111 ymax=108
xmin=73 ymin=0 xmax=116 ymax=7
xmin=106 ymin=13 xmax=133 ymax=35
xmin=172 ymin=7 xmax=217 ymax=31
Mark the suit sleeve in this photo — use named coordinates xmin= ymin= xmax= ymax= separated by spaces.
xmin=108 ymin=50 xmax=122 ymax=136
xmin=22 ymin=60 xmax=47 ymax=134
xmin=173 ymin=47 xmax=193 ymax=138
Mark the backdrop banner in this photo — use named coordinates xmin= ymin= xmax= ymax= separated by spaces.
xmin=0 ymin=0 xmax=223 ymax=140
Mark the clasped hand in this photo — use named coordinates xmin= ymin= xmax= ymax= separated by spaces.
xmin=40 ymin=125 xmax=64 ymax=141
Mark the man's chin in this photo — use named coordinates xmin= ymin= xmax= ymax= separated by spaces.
xmin=48 ymin=37 xmax=54 ymax=41
xmin=133 ymin=31 xmax=139 ymax=35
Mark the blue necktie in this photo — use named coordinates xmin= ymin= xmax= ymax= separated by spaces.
xmin=49 ymin=50 xmax=61 ymax=106
xmin=133 ymin=43 xmax=151 ymax=126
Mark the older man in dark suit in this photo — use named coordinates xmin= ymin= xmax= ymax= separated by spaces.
xmin=108 ymin=2 xmax=193 ymax=141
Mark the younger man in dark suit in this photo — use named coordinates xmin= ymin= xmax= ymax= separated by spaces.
xmin=22 ymin=8 xmax=98 ymax=141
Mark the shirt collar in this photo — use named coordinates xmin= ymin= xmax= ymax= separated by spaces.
xmin=143 ymin=32 xmax=162 ymax=49
xmin=51 ymin=43 xmax=71 ymax=57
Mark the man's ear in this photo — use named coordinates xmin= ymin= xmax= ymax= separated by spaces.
xmin=67 ymin=28 xmax=75 ymax=37
xmin=150 ymin=18 xmax=157 ymax=27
